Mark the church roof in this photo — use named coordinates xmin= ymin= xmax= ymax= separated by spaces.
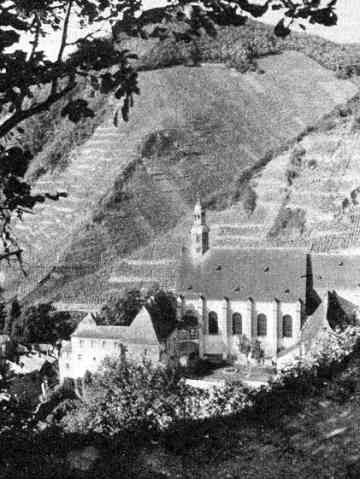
xmin=177 ymin=248 xmax=307 ymax=302
xmin=311 ymin=253 xmax=360 ymax=293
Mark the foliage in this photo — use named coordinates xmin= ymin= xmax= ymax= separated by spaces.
xmin=0 ymin=300 xmax=6 ymax=332
xmin=242 ymin=185 xmax=257 ymax=216
xmin=62 ymin=356 xmax=209 ymax=435
xmin=248 ymin=325 xmax=360 ymax=420
xmin=268 ymin=206 xmax=306 ymax=239
xmin=99 ymin=287 xmax=176 ymax=326
xmin=16 ymin=302 xmax=75 ymax=344
xmin=3 ymin=297 xmax=20 ymax=336
xmin=99 ymin=288 xmax=143 ymax=325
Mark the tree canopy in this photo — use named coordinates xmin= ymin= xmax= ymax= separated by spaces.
xmin=99 ymin=287 xmax=176 ymax=326
xmin=0 ymin=0 xmax=339 ymax=266
xmin=10 ymin=301 xmax=75 ymax=343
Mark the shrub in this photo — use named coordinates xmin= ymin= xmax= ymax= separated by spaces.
xmin=242 ymin=186 xmax=257 ymax=217
xmin=248 ymin=326 xmax=360 ymax=420
xmin=268 ymin=206 xmax=306 ymax=238
xmin=290 ymin=146 xmax=306 ymax=168
xmin=62 ymin=357 xmax=210 ymax=435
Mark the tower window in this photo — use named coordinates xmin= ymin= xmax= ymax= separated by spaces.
xmin=257 ymin=314 xmax=267 ymax=337
xmin=208 ymin=311 xmax=219 ymax=335
xmin=232 ymin=313 xmax=242 ymax=335
xmin=282 ymin=315 xmax=293 ymax=338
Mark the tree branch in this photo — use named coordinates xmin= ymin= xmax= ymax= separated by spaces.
xmin=66 ymin=28 xmax=102 ymax=46
xmin=51 ymin=0 xmax=73 ymax=96
xmin=57 ymin=0 xmax=73 ymax=63
xmin=0 ymin=82 xmax=76 ymax=139
xmin=28 ymin=14 xmax=41 ymax=63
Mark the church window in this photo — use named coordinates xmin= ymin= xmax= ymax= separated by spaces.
xmin=282 ymin=315 xmax=293 ymax=338
xmin=257 ymin=314 xmax=267 ymax=336
xmin=232 ymin=313 xmax=242 ymax=335
xmin=208 ymin=311 xmax=219 ymax=335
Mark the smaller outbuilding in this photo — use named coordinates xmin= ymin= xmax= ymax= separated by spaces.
xmin=59 ymin=306 xmax=178 ymax=382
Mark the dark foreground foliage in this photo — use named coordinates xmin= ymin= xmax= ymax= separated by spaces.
xmin=2 ymin=328 xmax=360 ymax=478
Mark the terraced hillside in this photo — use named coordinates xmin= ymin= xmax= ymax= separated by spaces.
xmin=7 ymin=50 xmax=358 ymax=305
xmin=266 ymin=117 xmax=360 ymax=251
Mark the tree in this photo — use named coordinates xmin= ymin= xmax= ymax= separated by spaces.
xmin=99 ymin=287 xmax=177 ymax=326
xmin=3 ymin=297 xmax=21 ymax=336
xmin=0 ymin=290 xmax=6 ymax=332
xmin=99 ymin=288 xmax=144 ymax=325
xmin=0 ymin=0 xmax=339 ymax=265
xmin=62 ymin=356 xmax=206 ymax=435
xmin=21 ymin=302 xmax=75 ymax=344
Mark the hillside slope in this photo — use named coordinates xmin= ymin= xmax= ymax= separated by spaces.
xmin=6 ymin=50 xmax=358 ymax=304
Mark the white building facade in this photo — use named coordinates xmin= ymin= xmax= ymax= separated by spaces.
xmin=177 ymin=295 xmax=303 ymax=360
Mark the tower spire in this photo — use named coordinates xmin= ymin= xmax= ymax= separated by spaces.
xmin=190 ymin=194 xmax=209 ymax=261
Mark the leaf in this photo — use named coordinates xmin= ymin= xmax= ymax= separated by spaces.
xmin=61 ymin=99 xmax=95 ymax=123
xmin=274 ymin=19 xmax=291 ymax=37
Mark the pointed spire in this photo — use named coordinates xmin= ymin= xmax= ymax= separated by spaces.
xmin=194 ymin=193 xmax=202 ymax=216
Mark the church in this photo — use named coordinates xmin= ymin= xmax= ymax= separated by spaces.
xmin=59 ymin=198 xmax=360 ymax=381
xmin=177 ymin=197 xmax=306 ymax=361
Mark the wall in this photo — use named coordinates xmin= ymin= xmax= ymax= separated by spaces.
xmin=59 ymin=336 xmax=160 ymax=381
xmin=228 ymin=299 xmax=253 ymax=358
xmin=277 ymin=301 xmax=302 ymax=351
xmin=181 ymin=296 xmax=302 ymax=361
xmin=59 ymin=337 xmax=123 ymax=380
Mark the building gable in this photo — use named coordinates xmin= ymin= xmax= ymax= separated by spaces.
xmin=126 ymin=307 xmax=160 ymax=345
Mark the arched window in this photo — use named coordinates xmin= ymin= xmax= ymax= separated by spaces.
xmin=208 ymin=311 xmax=219 ymax=335
xmin=282 ymin=315 xmax=293 ymax=338
xmin=257 ymin=314 xmax=267 ymax=337
xmin=232 ymin=313 xmax=242 ymax=335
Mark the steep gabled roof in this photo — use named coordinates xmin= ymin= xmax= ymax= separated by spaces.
xmin=301 ymin=299 xmax=329 ymax=353
xmin=177 ymin=248 xmax=307 ymax=302
xmin=72 ymin=306 xmax=176 ymax=344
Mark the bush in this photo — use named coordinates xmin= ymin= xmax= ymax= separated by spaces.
xmin=268 ymin=206 xmax=306 ymax=238
xmin=248 ymin=326 xmax=360 ymax=420
xmin=242 ymin=186 xmax=257 ymax=216
xmin=60 ymin=325 xmax=360 ymax=440
xmin=62 ymin=357 xmax=210 ymax=435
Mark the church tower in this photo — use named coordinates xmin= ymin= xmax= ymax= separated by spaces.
xmin=190 ymin=195 xmax=210 ymax=261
